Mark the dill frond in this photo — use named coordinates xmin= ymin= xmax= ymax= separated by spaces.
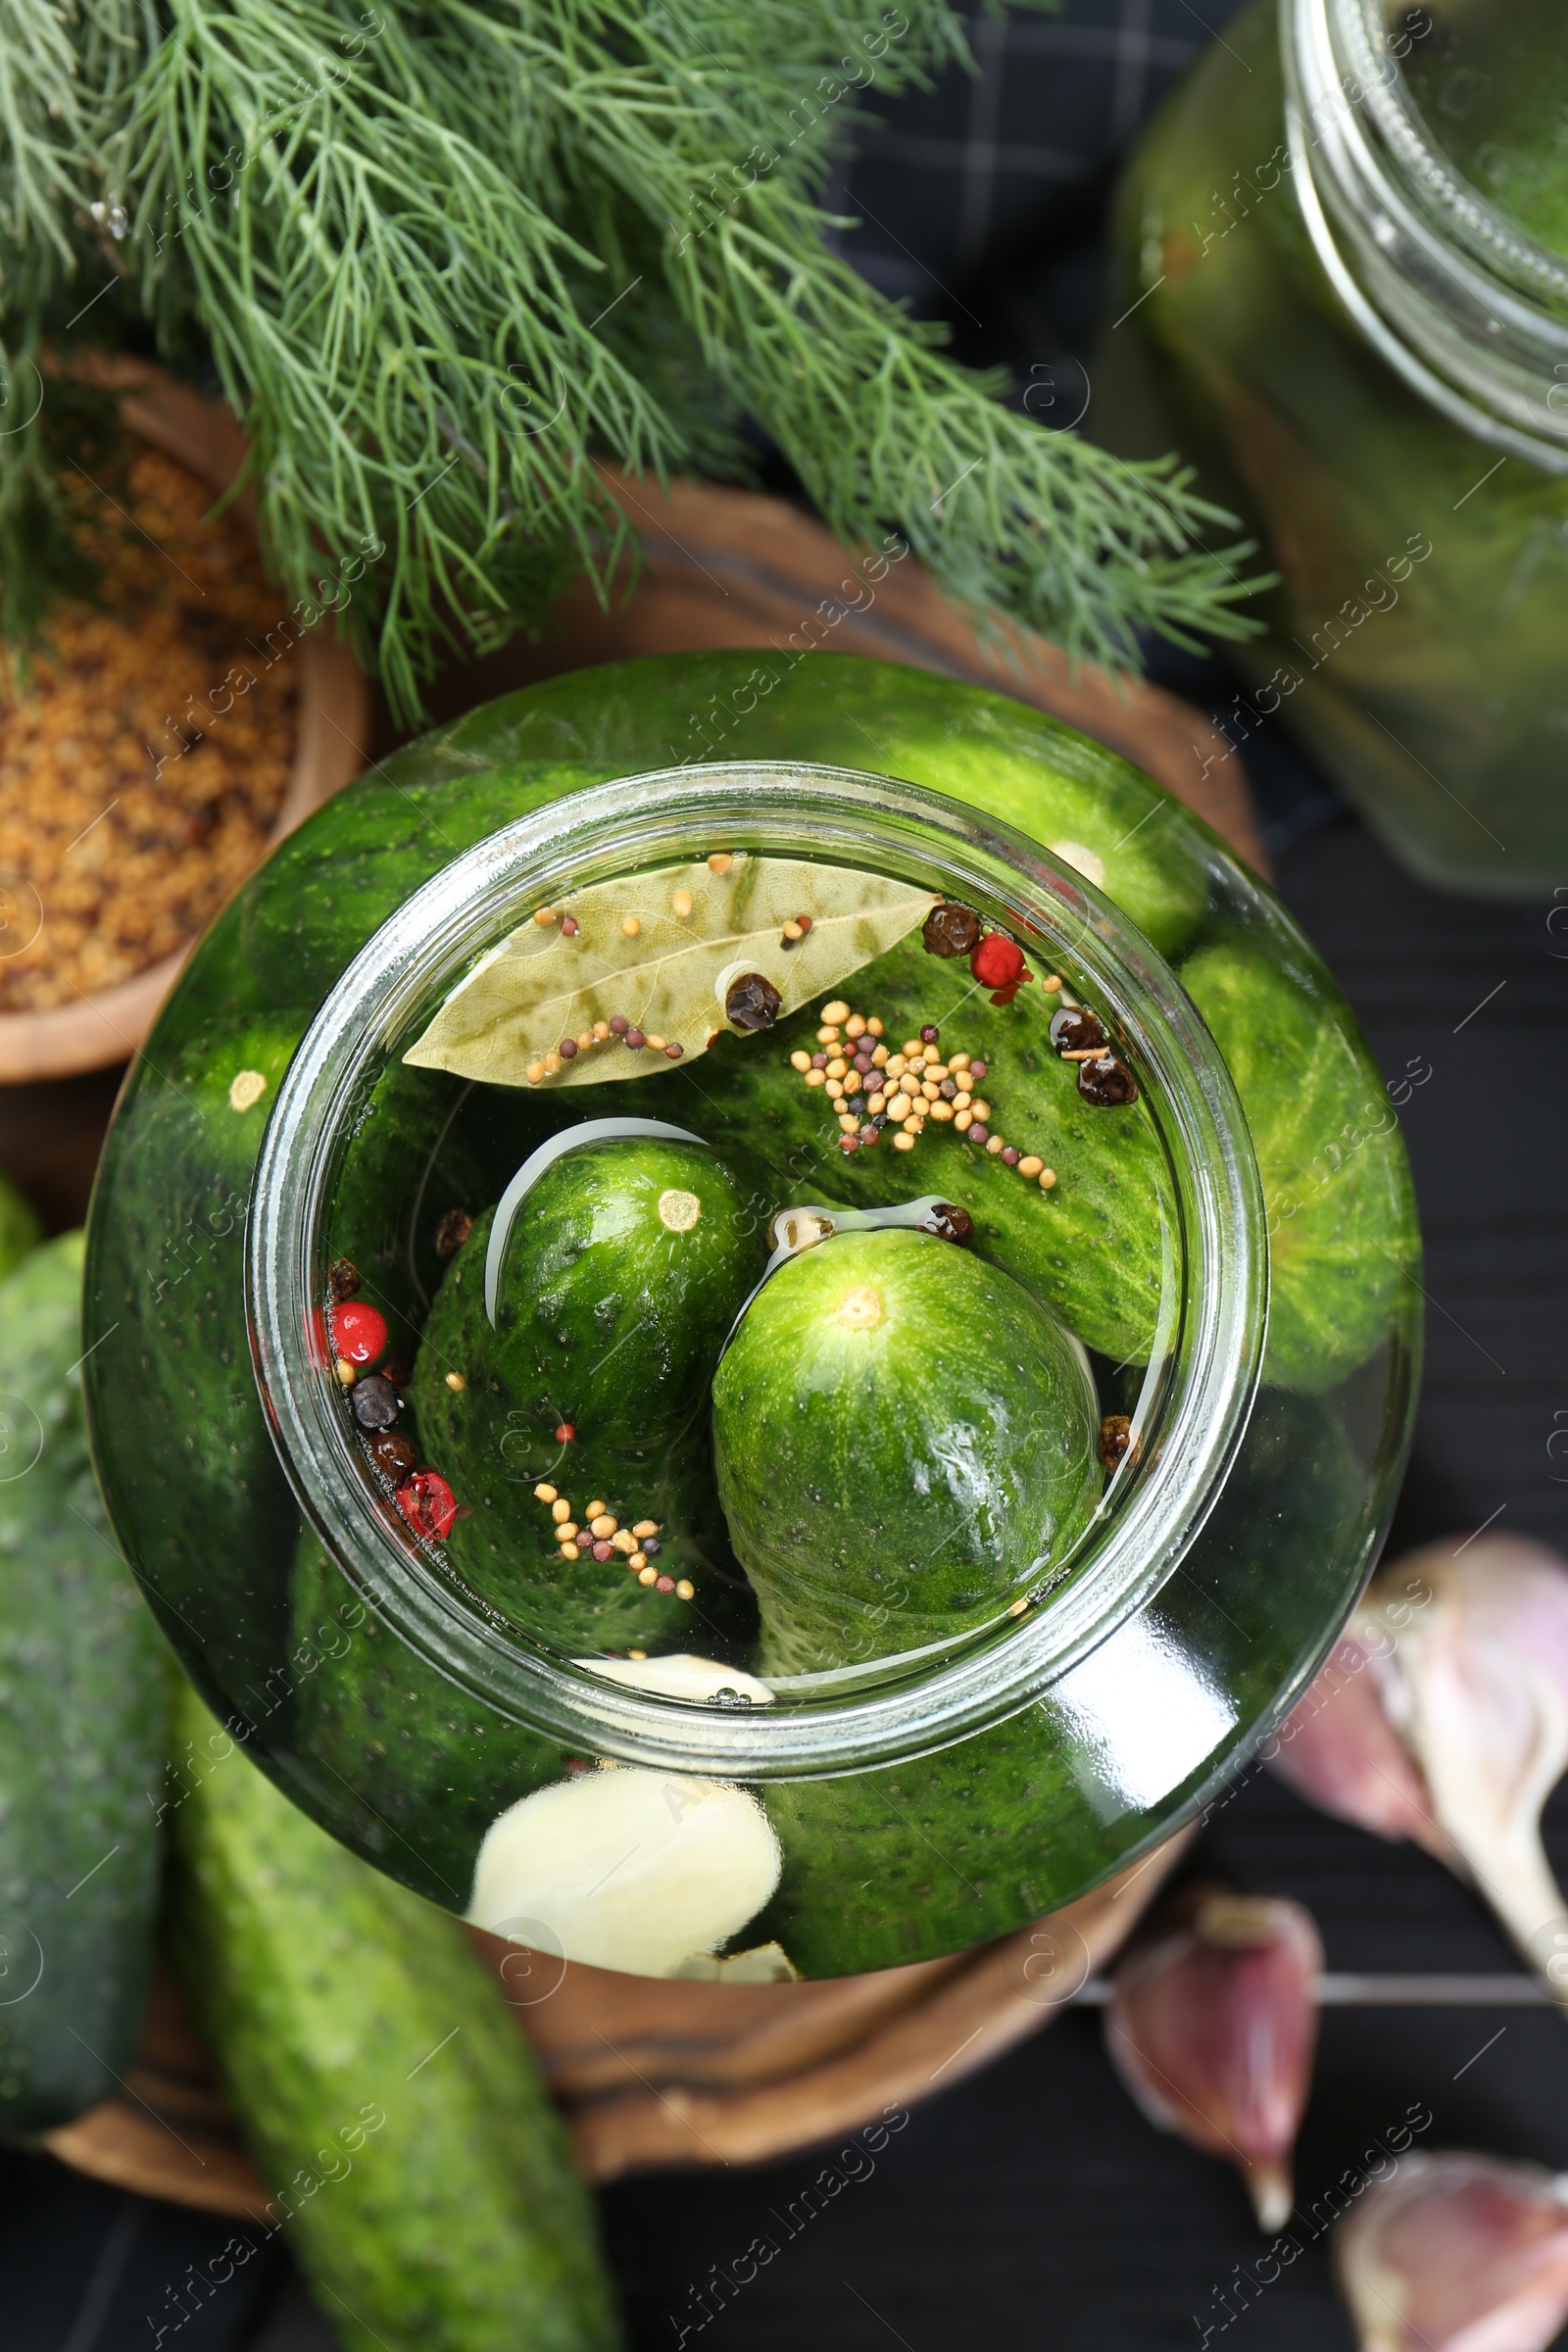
xmin=0 ymin=0 xmax=1262 ymax=721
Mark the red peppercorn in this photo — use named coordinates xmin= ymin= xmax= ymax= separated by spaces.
xmin=395 ymin=1469 xmax=459 ymax=1542
xmin=970 ymin=933 xmax=1031 ymax=1004
xmin=559 ymin=1038 xmax=578 ymax=1059
xmin=656 ymin=1575 xmax=675 ymax=1593
xmin=331 ymin=1299 xmax=388 ymax=1365
xmin=561 ymin=915 xmax=579 ymax=936
xmin=555 ymin=1423 xmax=575 ymax=1443
xmin=664 ymin=1043 xmax=684 ymax=1059
xmin=970 ymin=933 xmax=1024 ymax=990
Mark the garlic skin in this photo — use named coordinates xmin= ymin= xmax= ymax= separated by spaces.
xmin=1105 ymin=1892 xmax=1322 ymax=2230
xmin=1336 ymin=2153 xmax=1568 ymax=2352
xmin=468 ymin=1767 xmax=782 ymax=1978
xmin=1275 ymin=1538 xmax=1568 ymax=1999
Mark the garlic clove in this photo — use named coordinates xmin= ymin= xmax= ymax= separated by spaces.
xmin=1336 ymin=2152 xmax=1568 ymax=2352
xmin=573 ymin=1651 xmax=775 ymax=1706
xmin=467 ymin=1765 xmax=781 ymax=1978
xmin=1105 ymin=1891 xmax=1322 ymax=2230
xmin=1360 ymin=1538 xmax=1568 ymax=1998
xmin=1268 ymin=1628 xmax=1454 ymax=1864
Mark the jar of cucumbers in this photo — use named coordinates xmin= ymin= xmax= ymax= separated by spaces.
xmin=1095 ymin=0 xmax=1568 ymax=895
xmin=83 ymin=653 xmax=1422 ymax=1982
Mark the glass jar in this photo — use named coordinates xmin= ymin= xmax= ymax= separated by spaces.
xmin=82 ymin=652 xmax=1420 ymax=1981
xmin=1096 ymin=0 xmax=1568 ymax=896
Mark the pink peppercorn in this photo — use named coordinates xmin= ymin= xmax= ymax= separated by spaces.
xmin=331 ymin=1299 xmax=388 ymax=1365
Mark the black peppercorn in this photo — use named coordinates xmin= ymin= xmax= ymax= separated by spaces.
xmin=1078 ymin=1053 xmax=1139 ymax=1107
xmin=1050 ymin=1005 xmax=1105 ymax=1054
xmin=327 ymin=1255 xmax=361 ymax=1303
xmin=434 ymin=1208 xmax=473 ymax=1259
xmin=1099 ymin=1413 xmax=1135 ymax=1472
xmin=368 ymin=1429 xmax=416 ymax=1479
xmin=642 ymin=1537 xmax=662 ymax=1558
xmin=923 ymin=1200 xmax=975 ymax=1247
xmin=351 ymin=1374 xmax=403 ymax=1431
xmin=922 ymin=903 xmax=982 ymax=958
xmin=725 ymin=971 xmax=783 ymax=1031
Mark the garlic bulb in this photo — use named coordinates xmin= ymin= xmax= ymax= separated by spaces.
xmin=1336 ymin=2153 xmax=1568 ymax=2352
xmin=1105 ymin=1891 xmax=1322 ymax=2230
xmin=468 ymin=1765 xmax=781 ymax=1978
xmin=1273 ymin=1538 xmax=1568 ymax=2000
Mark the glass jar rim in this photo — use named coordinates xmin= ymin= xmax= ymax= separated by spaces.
xmin=246 ymin=760 xmax=1266 ymax=1779
xmin=1286 ymin=0 xmax=1568 ymax=468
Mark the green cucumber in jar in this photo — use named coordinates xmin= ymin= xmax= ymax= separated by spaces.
xmin=167 ymin=1681 xmax=621 ymax=2352
xmin=288 ymin=1528 xmax=569 ymax=1912
xmin=712 ymin=1229 xmax=1102 ymax=1673
xmin=635 ymin=927 xmax=1177 ymax=1366
xmin=237 ymin=655 xmax=1211 ymax=1013
xmin=407 ymin=1138 xmax=765 ymax=1652
xmin=1179 ymin=941 xmax=1419 ymax=1393
xmin=0 ymin=1234 xmax=167 ymax=2133
xmin=83 ymin=1012 xmax=306 ymax=1712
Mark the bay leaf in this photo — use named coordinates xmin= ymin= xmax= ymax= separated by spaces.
xmin=404 ymin=855 xmax=936 ymax=1089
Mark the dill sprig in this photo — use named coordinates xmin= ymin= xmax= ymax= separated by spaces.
xmin=0 ymin=0 xmax=1261 ymax=720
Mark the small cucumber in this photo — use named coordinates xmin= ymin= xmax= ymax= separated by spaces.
xmin=84 ymin=1011 xmax=307 ymax=1709
xmin=0 ymin=1233 xmax=166 ymax=2133
xmin=1180 ymin=941 xmax=1419 ymax=1393
xmin=712 ymin=1229 xmax=1102 ymax=1673
xmin=168 ymin=1680 xmax=621 ymax=2352
xmin=636 ymin=928 xmax=1178 ymax=1366
xmin=409 ymin=1144 xmax=765 ymax=1652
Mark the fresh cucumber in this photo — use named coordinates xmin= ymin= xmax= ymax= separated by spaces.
xmin=639 ymin=926 xmax=1177 ymax=1366
xmin=1180 ymin=941 xmax=1419 ymax=1393
xmin=288 ymin=1528 xmax=570 ymax=1911
xmin=0 ymin=1233 xmax=166 ymax=2133
xmin=409 ymin=1184 xmax=759 ymax=1654
xmin=713 ymin=1229 xmax=1102 ymax=1673
xmin=84 ymin=1010 xmax=307 ymax=1713
xmin=168 ymin=1680 xmax=621 ymax=2352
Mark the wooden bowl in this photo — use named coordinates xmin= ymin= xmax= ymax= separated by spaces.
xmin=0 ymin=368 xmax=369 ymax=1084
